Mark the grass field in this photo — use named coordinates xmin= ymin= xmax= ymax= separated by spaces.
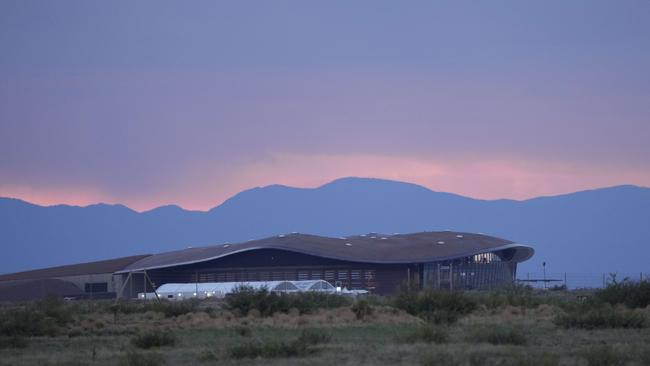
xmin=1 ymin=283 xmax=649 ymax=366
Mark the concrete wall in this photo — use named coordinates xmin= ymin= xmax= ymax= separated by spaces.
xmin=54 ymin=273 xmax=115 ymax=293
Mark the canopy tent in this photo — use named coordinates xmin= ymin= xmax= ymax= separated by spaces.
xmin=138 ymin=279 xmax=337 ymax=300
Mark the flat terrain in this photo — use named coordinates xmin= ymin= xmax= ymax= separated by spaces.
xmin=1 ymin=287 xmax=649 ymax=366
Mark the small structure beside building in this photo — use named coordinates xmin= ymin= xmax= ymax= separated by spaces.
xmin=137 ymin=279 xmax=348 ymax=300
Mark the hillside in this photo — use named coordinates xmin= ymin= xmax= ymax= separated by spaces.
xmin=1 ymin=178 xmax=649 ymax=275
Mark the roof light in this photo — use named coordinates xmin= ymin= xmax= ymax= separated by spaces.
xmin=456 ymin=234 xmax=464 ymax=238
xmin=437 ymin=241 xmax=445 ymax=245
xmin=279 ymin=234 xmax=285 ymax=238
xmin=223 ymin=244 xmax=230 ymax=248
xmin=360 ymin=234 xmax=367 ymax=237
xmin=345 ymin=243 xmax=352 ymax=246
xmin=380 ymin=237 xmax=387 ymax=240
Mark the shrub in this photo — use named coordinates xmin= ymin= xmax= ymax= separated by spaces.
xmin=147 ymin=300 xmax=200 ymax=318
xmin=291 ymin=291 xmax=350 ymax=313
xmin=351 ymin=299 xmax=373 ymax=320
xmin=596 ymin=278 xmax=650 ymax=309
xmin=0 ymin=295 xmax=77 ymax=337
xmin=120 ymin=350 xmax=165 ymax=366
xmin=472 ymin=284 xmax=542 ymax=309
xmin=393 ymin=288 xmax=477 ymax=324
xmin=0 ymin=308 xmax=58 ymax=337
xmin=131 ymin=330 xmax=176 ymax=349
xmin=467 ymin=325 xmax=527 ymax=345
xmin=420 ymin=351 xmax=460 ymax=366
xmin=298 ymin=328 xmax=331 ymax=345
xmin=638 ymin=347 xmax=650 ymax=365
xmin=0 ymin=336 xmax=28 ymax=349
xmin=227 ymin=339 xmax=313 ymax=359
xmin=34 ymin=295 xmax=74 ymax=325
xmin=111 ymin=299 xmax=199 ymax=318
xmin=404 ymin=326 xmax=448 ymax=344
xmin=232 ymin=326 xmax=252 ymax=337
xmin=224 ymin=286 xmax=350 ymax=317
xmin=579 ymin=345 xmax=627 ymax=366
xmin=554 ymin=304 xmax=646 ymax=329
xmin=468 ymin=352 xmax=559 ymax=366
xmin=111 ymin=301 xmax=142 ymax=315
xmin=67 ymin=328 xmax=83 ymax=338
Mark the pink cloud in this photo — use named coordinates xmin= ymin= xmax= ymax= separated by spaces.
xmin=3 ymin=154 xmax=649 ymax=211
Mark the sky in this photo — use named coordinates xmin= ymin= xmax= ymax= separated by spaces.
xmin=1 ymin=0 xmax=649 ymax=211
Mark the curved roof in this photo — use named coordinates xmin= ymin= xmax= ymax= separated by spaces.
xmin=0 ymin=254 xmax=151 ymax=282
xmin=118 ymin=231 xmax=533 ymax=273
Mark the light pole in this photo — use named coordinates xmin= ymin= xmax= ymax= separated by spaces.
xmin=542 ymin=262 xmax=547 ymax=289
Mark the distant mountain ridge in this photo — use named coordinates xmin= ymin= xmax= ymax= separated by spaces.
xmin=1 ymin=178 xmax=649 ymax=275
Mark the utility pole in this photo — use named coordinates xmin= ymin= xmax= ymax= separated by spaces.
xmin=542 ymin=262 xmax=547 ymax=289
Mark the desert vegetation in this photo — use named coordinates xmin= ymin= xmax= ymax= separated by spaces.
xmin=1 ymin=281 xmax=649 ymax=365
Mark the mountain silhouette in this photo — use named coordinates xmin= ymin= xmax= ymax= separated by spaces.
xmin=1 ymin=177 xmax=649 ymax=276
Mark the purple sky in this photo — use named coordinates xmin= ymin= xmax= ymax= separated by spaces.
xmin=1 ymin=0 xmax=649 ymax=210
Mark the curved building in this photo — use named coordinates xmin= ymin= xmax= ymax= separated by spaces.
xmin=0 ymin=231 xmax=533 ymax=299
xmin=116 ymin=231 xmax=533 ymax=297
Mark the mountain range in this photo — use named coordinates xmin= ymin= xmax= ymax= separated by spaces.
xmin=1 ymin=177 xmax=649 ymax=276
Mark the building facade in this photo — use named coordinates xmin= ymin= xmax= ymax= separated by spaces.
xmin=0 ymin=231 xmax=534 ymax=300
xmin=115 ymin=232 xmax=534 ymax=297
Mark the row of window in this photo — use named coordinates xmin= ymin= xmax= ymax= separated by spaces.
xmin=193 ymin=268 xmax=377 ymax=290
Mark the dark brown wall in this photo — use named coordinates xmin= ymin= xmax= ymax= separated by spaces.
xmin=122 ymin=248 xmax=516 ymax=297
xmin=143 ymin=249 xmax=412 ymax=295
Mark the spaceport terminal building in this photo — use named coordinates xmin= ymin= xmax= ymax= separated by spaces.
xmin=0 ymin=231 xmax=534 ymax=300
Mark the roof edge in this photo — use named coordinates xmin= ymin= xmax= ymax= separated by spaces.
xmin=115 ymin=243 xmax=534 ymax=273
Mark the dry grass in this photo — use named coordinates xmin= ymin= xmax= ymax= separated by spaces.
xmin=2 ymin=290 xmax=650 ymax=365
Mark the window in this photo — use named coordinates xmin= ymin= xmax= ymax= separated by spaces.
xmin=84 ymin=282 xmax=108 ymax=293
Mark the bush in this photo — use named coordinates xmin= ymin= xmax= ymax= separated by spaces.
xmin=131 ymin=330 xmax=176 ymax=349
xmin=0 ymin=308 xmax=58 ymax=337
xmin=0 ymin=295 xmax=78 ymax=337
xmin=351 ymin=300 xmax=373 ymax=320
xmin=467 ymin=352 xmax=559 ymax=366
xmin=392 ymin=288 xmax=477 ymax=324
xmin=404 ymin=326 xmax=448 ymax=344
xmin=225 ymin=329 xmax=328 ymax=359
xmin=473 ymin=284 xmax=544 ymax=309
xmin=224 ymin=286 xmax=350 ymax=317
xmin=227 ymin=339 xmax=314 ymax=359
xmin=298 ymin=328 xmax=331 ymax=345
xmin=34 ymin=295 xmax=74 ymax=325
xmin=0 ymin=336 xmax=28 ymax=349
xmin=554 ymin=304 xmax=646 ymax=329
xmin=111 ymin=299 xmax=199 ymax=318
xmin=420 ymin=351 xmax=460 ymax=366
xmin=596 ymin=278 xmax=650 ymax=309
xmin=467 ymin=325 xmax=527 ymax=345
xmin=579 ymin=345 xmax=627 ymax=366
xmin=638 ymin=347 xmax=650 ymax=365
xmin=232 ymin=326 xmax=252 ymax=337
xmin=121 ymin=350 xmax=165 ymax=366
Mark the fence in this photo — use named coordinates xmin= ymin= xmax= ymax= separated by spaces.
xmin=516 ymin=272 xmax=650 ymax=289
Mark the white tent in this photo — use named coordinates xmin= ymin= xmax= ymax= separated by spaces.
xmin=138 ymin=280 xmax=337 ymax=300
xmin=291 ymin=280 xmax=336 ymax=292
